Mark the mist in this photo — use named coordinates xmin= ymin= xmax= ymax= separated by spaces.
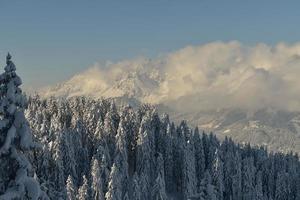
xmin=42 ymin=41 xmax=300 ymax=112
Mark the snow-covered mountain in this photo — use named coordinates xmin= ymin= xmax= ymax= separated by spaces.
xmin=39 ymin=42 xmax=300 ymax=154
xmin=41 ymin=58 xmax=164 ymax=103
xmin=40 ymin=66 xmax=300 ymax=154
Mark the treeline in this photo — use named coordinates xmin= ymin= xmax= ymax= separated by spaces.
xmin=26 ymin=96 xmax=300 ymax=200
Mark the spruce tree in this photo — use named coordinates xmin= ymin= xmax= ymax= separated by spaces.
xmin=182 ymin=138 xmax=197 ymax=199
xmin=66 ymin=175 xmax=77 ymax=200
xmin=77 ymin=175 xmax=89 ymax=200
xmin=131 ymin=173 xmax=141 ymax=200
xmin=105 ymin=163 xmax=122 ymax=200
xmin=212 ymin=149 xmax=224 ymax=200
xmin=0 ymin=54 xmax=47 ymax=199
xmin=151 ymin=153 xmax=167 ymax=200
xmin=91 ymin=158 xmax=104 ymax=200
xmin=164 ymin=123 xmax=174 ymax=193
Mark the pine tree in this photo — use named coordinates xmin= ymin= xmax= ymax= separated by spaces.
xmin=136 ymin=113 xmax=153 ymax=199
xmin=151 ymin=153 xmax=167 ymax=200
xmin=103 ymin=102 xmax=119 ymax=160
xmin=106 ymin=116 xmax=130 ymax=199
xmin=199 ymin=171 xmax=217 ymax=200
xmin=105 ymin=163 xmax=122 ymax=200
xmin=66 ymin=175 xmax=77 ymax=200
xmin=139 ymin=173 xmax=150 ymax=200
xmin=131 ymin=173 xmax=141 ymax=200
xmin=91 ymin=158 xmax=104 ymax=200
xmin=182 ymin=138 xmax=197 ymax=199
xmin=151 ymin=174 xmax=168 ymax=200
xmin=275 ymin=171 xmax=289 ymax=200
xmin=52 ymin=131 xmax=66 ymax=193
xmin=193 ymin=127 xmax=205 ymax=191
xmin=212 ymin=149 xmax=224 ymax=200
xmin=77 ymin=175 xmax=89 ymax=200
xmin=0 ymin=54 xmax=47 ymax=199
xmin=255 ymin=171 xmax=265 ymax=200
xmin=164 ymin=123 xmax=174 ymax=193
xmin=173 ymin=125 xmax=184 ymax=193
xmin=231 ymin=152 xmax=242 ymax=200
xmin=92 ymin=142 xmax=110 ymax=195
xmin=242 ymin=157 xmax=255 ymax=200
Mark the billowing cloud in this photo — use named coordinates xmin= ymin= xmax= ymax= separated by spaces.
xmin=42 ymin=41 xmax=300 ymax=112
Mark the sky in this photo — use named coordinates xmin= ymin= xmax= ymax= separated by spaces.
xmin=1 ymin=1 xmax=300 ymax=89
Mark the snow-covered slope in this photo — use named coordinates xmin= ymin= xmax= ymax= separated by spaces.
xmin=169 ymin=108 xmax=300 ymax=153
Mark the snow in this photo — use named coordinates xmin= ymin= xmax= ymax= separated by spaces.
xmin=0 ymin=119 xmax=9 ymax=130
xmin=7 ymin=104 xmax=16 ymax=115
xmin=223 ymin=129 xmax=231 ymax=133
xmin=6 ymin=81 xmax=16 ymax=102
xmin=23 ymin=177 xmax=42 ymax=200
xmin=0 ymin=125 xmax=16 ymax=155
xmin=13 ymin=76 xmax=22 ymax=86
xmin=19 ymin=125 xmax=34 ymax=149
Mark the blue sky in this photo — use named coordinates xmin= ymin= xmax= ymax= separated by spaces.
xmin=0 ymin=0 xmax=300 ymax=89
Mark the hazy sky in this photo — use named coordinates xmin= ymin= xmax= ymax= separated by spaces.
xmin=1 ymin=1 xmax=300 ymax=89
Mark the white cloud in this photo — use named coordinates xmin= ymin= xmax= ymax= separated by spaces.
xmin=42 ymin=41 xmax=300 ymax=112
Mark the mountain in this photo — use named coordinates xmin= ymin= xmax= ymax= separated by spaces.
xmin=39 ymin=62 xmax=300 ymax=154
xmin=170 ymin=108 xmax=300 ymax=153
xmin=40 ymin=59 xmax=164 ymax=103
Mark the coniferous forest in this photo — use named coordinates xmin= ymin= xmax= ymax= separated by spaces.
xmin=1 ymin=57 xmax=300 ymax=200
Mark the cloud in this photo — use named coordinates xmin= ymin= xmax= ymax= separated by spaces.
xmin=42 ymin=41 xmax=300 ymax=112
xmin=153 ymin=41 xmax=300 ymax=112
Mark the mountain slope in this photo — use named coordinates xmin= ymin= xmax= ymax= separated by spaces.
xmin=40 ymin=66 xmax=300 ymax=154
xmin=170 ymin=108 xmax=300 ymax=153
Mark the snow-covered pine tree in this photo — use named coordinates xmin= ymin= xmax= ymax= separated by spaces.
xmin=164 ymin=123 xmax=174 ymax=193
xmin=0 ymin=54 xmax=47 ymax=199
xmin=255 ymin=171 xmax=265 ymax=200
xmin=198 ymin=171 xmax=217 ymax=200
xmin=173 ymin=124 xmax=185 ymax=193
xmin=151 ymin=174 xmax=168 ymax=200
xmin=151 ymin=153 xmax=167 ymax=200
xmin=105 ymin=163 xmax=122 ymax=200
xmin=212 ymin=149 xmax=224 ymax=200
xmin=193 ymin=127 xmax=205 ymax=192
xmin=231 ymin=151 xmax=242 ymax=200
xmin=92 ymin=141 xmax=110 ymax=195
xmin=131 ymin=173 xmax=141 ymax=200
xmin=275 ymin=170 xmax=289 ymax=200
xmin=242 ymin=157 xmax=256 ymax=200
xmin=52 ymin=131 xmax=67 ymax=194
xmin=182 ymin=137 xmax=197 ymax=199
xmin=103 ymin=102 xmax=120 ymax=160
xmin=66 ymin=175 xmax=77 ymax=200
xmin=91 ymin=158 xmax=104 ymax=200
xmin=136 ymin=112 xmax=153 ymax=199
xmin=77 ymin=175 xmax=89 ymax=200
xmin=105 ymin=115 xmax=130 ymax=199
